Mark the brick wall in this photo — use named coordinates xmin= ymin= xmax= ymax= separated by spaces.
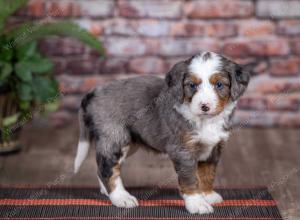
xmin=14 ymin=0 xmax=300 ymax=127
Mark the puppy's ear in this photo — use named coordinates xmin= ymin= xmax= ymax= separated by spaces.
xmin=165 ymin=61 xmax=186 ymax=86
xmin=165 ymin=61 xmax=188 ymax=102
xmin=226 ymin=61 xmax=251 ymax=101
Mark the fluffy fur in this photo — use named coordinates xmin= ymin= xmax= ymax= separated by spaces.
xmin=74 ymin=52 xmax=250 ymax=214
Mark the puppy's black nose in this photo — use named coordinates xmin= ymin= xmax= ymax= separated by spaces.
xmin=201 ymin=104 xmax=210 ymax=112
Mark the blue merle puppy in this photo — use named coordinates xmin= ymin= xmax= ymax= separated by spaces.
xmin=74 ymin=52 xmax=250 ymax=214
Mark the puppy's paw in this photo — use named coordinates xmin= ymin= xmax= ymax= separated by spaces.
xmin=109 ymin=191 xmax=139 ymax=208
xmin=183 ymin=194 xmax=213 ymax=214
xmin=203 ymin=191 xmax=223 ymax=204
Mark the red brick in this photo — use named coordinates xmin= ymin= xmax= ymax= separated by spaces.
xmin=74 ymin=20 xmax=105 ymax=37
xmin=59 ymin=96 xmax=81 ymax=112
xmin=72 ymin=2 xmax=81 ymax=17
xmin=278 ymin=113 xmax=300 ymax=127
xmin=59 ymin=75 xmax=107 ymax=94
xmin=46 ymin=1 xmax=75 ymax=17
xmin=291 ymin=38 xmax=300 ymax=55
xmin=136 ymin=20 xmax=170 ymax=37
xmin=238 ymin=20 xmax=275 ymax=37
xmin=104 ymin=19 xmax=137 ymax=36
xmin=104 ymin=20 xmax=153 ymax=36
xmin=39 ymin=38 xmax=85 ymax=56
xmin=232 ymin=58 xmax=268 ymax=75
xmin=252 ymin=77 xmax=300 ymax=94
xmin=66 ymin=57 xmax=99 ymax=75
xmin=223 ymin=38 xmax=290 ymax=57
xmin=80 ymin=75 xmax=132 ymax=93
xmin=27 ymin=0 xmax=46 ymax=17
xmin=266 ymin=94 xmax=300 ymax=111
xmin=250 ymin=39 xmax=290 ymax=56
xmin=100 ymin=58 xmax=129 ymax=74
xmin=58 ymin=75 xmax=84 ymax=94
xmin=166 ymin=57 xmax=188 ymax=69
xmin=159 ymin=39 xmax=221 ymax=56
xmin=52 ymin=58 xmax=66 ymax=75
xmin=119 ymin=0 xmax=182 ymax=19
xmin=257 ymin=0 xmax=300 ymax=18
xmin=233 ymin=58 xmax=269 ymax=75
xmin=269 ymin=58 xmax=300 ymax=76
xmin=15 ymin=0 xmax=44 ymax=16
xmin=89 ymin=22 xmax=104 ymax=36
xmin=78 ymin=0 xmax=114 ymax=18
xmin=49 ymin=110 xmax=74 ymax=127
xmin=233 ymin=57 xmax=257 ymax=66
xmin=277 ymin=20 xmax=300 ymax=36
xmin=233 ymin=110 xmax=280 ymax=128
xmin=170 ymin=22 xmax=205 ymax=37
xmin=104 ymin=37 xmax=159 ymax=56
xmin=105 ymin=20 xmax=171 ymax=37
xmin=205 ymin=22 xmax=237 ymax=38
xmin=129 ymin=57 xmax=168 ymax=74
xmin=237 ymin=95 xmax=267 ymax=111
xmin=252 ymin=61 xmax=269 ymax=75
xmin=184 ymin=0 xmax=254 ymax=18
xmin=223 ymin=41 xmax=252 ymax=58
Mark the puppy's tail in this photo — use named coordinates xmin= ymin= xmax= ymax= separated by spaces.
xmin=74 ymin=110 xmax=90 ymax=174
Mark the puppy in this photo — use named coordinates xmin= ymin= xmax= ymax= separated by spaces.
xmin=74 ymin=52 xmax=250 ymax=214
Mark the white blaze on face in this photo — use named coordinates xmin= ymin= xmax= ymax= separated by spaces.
xmin=188 ymin=52 xmax=222 ymax=116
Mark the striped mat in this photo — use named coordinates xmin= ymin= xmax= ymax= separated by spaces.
xmin=0 ymin=186 xmax=282 ymax=220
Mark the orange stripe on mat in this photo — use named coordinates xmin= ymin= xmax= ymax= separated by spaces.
xmin=0 ymin=199 xmax=277 ymax=206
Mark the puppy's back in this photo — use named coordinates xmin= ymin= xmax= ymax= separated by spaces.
xmin=82 ymin=75 xmax=165 ymax=123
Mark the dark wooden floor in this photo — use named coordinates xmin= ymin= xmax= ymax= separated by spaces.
xmin=0 ymin=118 xmax=299 ymax=220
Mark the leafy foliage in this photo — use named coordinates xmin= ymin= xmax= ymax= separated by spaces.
xmin=8 ymin=21 xmax=105 ymax=55
xmin=0 ymin=0 xmax=27 ymax=32
xmin=0 ymin=0 xmax=104 ymax=139
xmin=1 ymin=40 xmax=58 ymax=109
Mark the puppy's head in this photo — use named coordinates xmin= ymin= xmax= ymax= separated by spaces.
xmin=165 ymin=52 xmax=250 ymax=116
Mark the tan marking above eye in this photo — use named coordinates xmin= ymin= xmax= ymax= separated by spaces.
xmin=187 ymin=74 xmax=202 ymax=85
xmin=209 ymin=73 xmax=230 ymax=86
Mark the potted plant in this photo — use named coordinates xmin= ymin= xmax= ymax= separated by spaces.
xmin=0 ymin=0 xmax=104 ymax=154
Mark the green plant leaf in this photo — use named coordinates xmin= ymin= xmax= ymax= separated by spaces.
xmin=7 ymin=21 xmax=105 ymax=55
xmin=16 ymin=82 xmax=32 ymax=101
xmin=19 ymin=100 xmax=30 ymax=110
xmin=0 ymin=62 xmax=13 ymax=81
xmin=0 ymin=0 xmax=28 ymax=32
xmin=15 ymin=56 xmax=53 ymax=78
xmin=15 ymin=62 xmax=32 ymax=82
xmin=32 ymin=77 xmax=58 ymax=102
xmin=44 ymin=100 xmax=59 ymax=113
xmin=2 ymin=127 xmax=13 ymax=141
xmin=16 ymin=41 xmax=37 ymax=60
xmin=3 ymin=113 xmax=19 ymax=127
xmin=0 ymin=46 xmax=14 ymax=62
xmin=27 ymin=56 xmax=53 ymax=73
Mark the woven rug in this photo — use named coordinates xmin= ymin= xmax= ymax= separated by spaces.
xmin=0 ymin=186 xmax=282 ymax=220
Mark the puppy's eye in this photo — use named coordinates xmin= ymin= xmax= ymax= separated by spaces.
xmin=215 ymin=81 xmax=224 ymax=90
xmin=189 ymin=83 xmax=197 ymax=90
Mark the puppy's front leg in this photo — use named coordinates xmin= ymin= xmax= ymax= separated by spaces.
xmin=172 ymin=156 xmax=213 ymax=214
xmin=197 ymin=143 xmax=224 ymax=204
xmin=197 ymin=162 xmax=223 ymax=204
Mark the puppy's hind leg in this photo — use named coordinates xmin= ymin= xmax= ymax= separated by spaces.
xmin=96 ymin=145 xmax=138 ymax=208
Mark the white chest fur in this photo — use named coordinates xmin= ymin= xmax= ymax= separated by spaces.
xmin=175 ymin=102 xmax=236 ymax=161
xmin=192 ymin=115 xmax=229 ymax=161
